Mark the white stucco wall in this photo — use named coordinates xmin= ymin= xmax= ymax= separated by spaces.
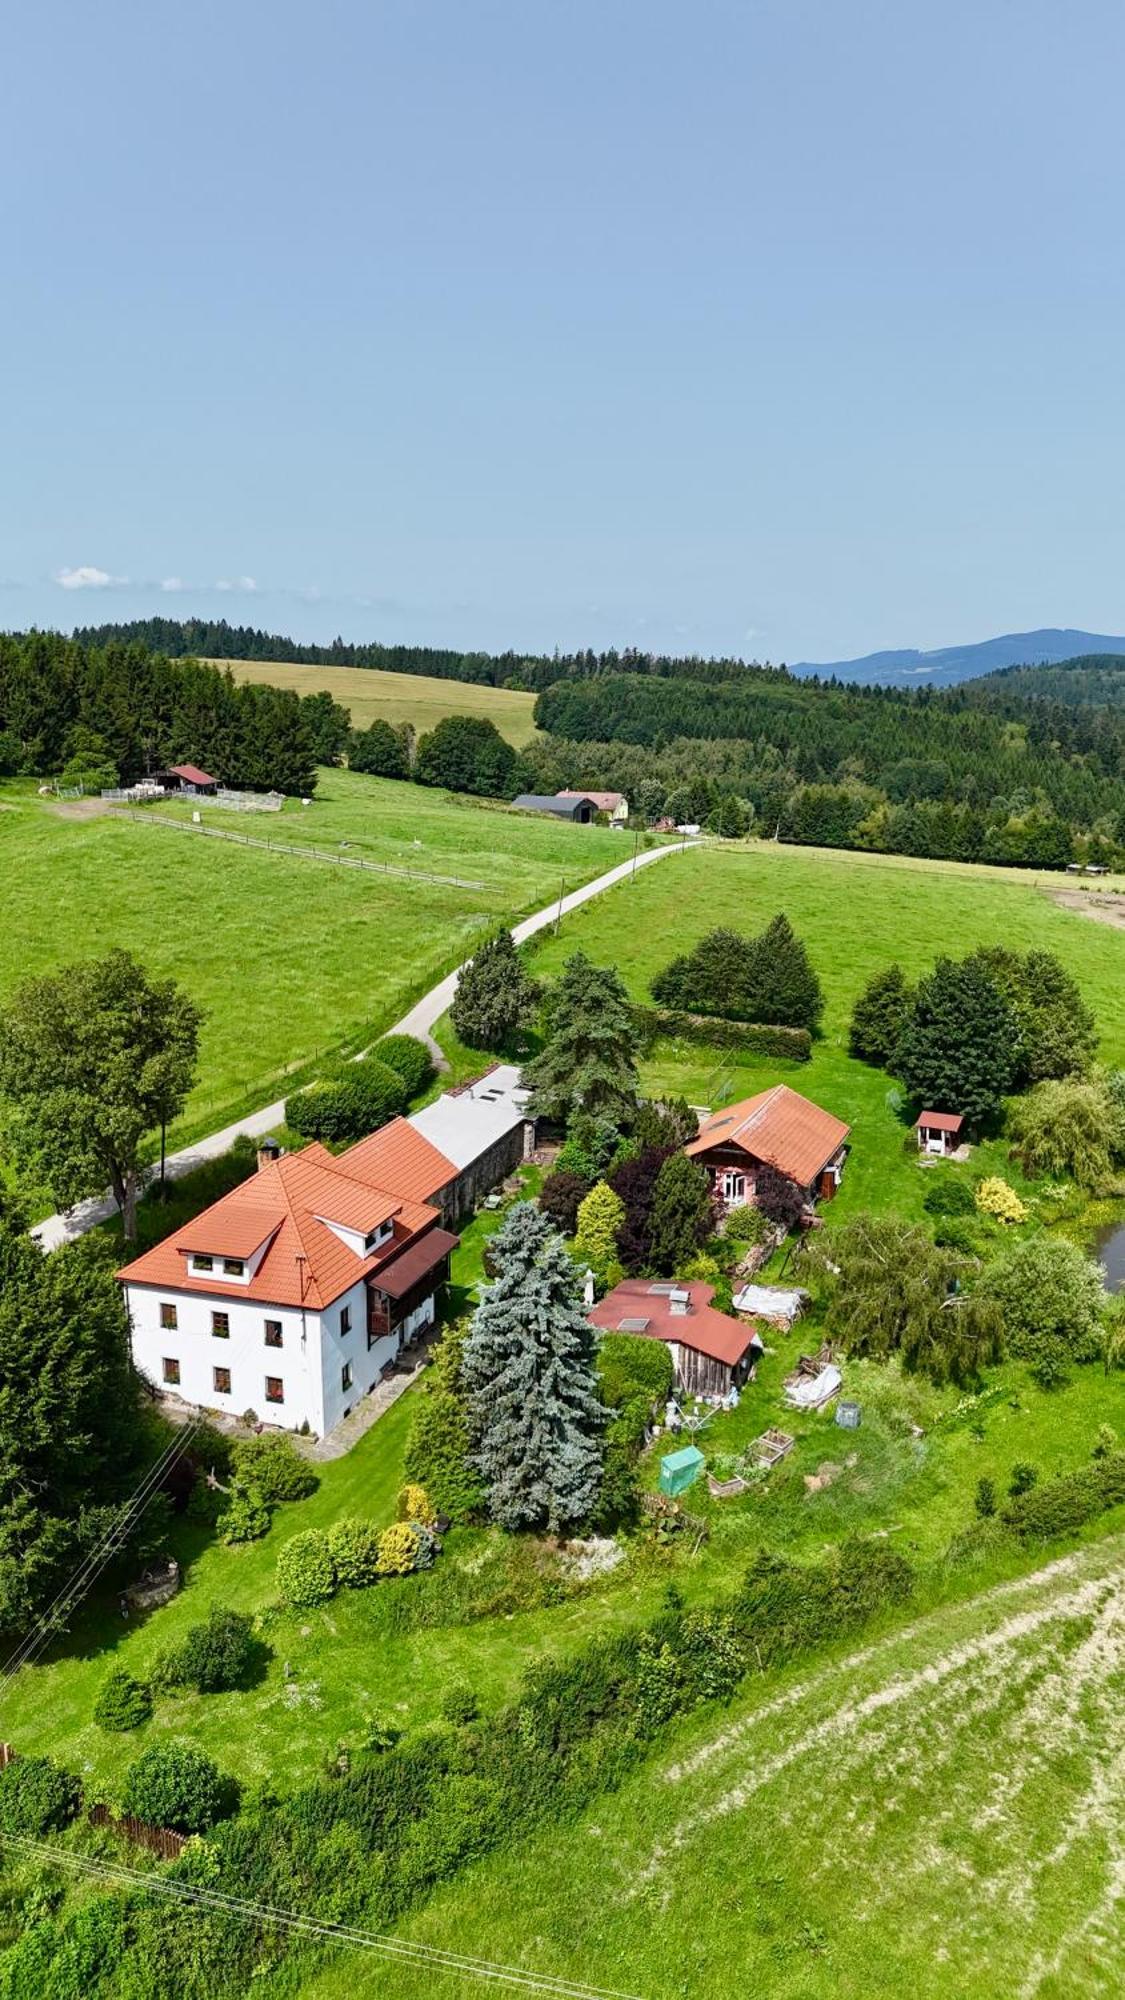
xmin=124 ymin=1282 xmax=326 ymax=1433
xmin=125 ymin=1273 xmax=437 ymax=1440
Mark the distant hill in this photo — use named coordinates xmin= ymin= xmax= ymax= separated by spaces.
xmin=976 ymin=653 xmax=1125 ymax=709
xmin=791 ymin=628 xmax=1125 ymax=690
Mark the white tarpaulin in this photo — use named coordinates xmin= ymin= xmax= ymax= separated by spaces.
xmin=784 ymin=1363 xmax=842 ymax=1409
xmin=733 ymin=1284 xmax=808 ymax=1324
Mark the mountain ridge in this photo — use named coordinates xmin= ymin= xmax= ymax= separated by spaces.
xmin=790 ymin=627 xmax=1125 ymax=690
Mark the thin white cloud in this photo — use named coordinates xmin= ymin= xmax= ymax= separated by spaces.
xmin=215 ymin=575 xmax=258 ymax=593
xmin=160 ymin=575 xmax=185 ymax=593
xmin=55 ymin=564 xmax=126 ymax=590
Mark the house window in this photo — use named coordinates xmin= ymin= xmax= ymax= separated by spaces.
xmin=160 ymin=1301 xmax=178 ymax=1330
xmin=211 ymin=1311 xmax=230 ymax=1338
xmin=720 ymin=1170 xmax=746 ymax=1204
xmin=264 ymin=1319 xmax=283 ymax=1348
xmin=162 ymin=1356 xmax=180 ymax=1385
xmin=192 ymin=1254 xmax=214 ymax=1272
xmin=340 ymin=1304 xmax=352 ymax=1336
xmin=213 ymin=1366 xmax=231 ymax=1394
xmin=341 ymin=1362 xmax=353 ymax=1392
xmin=222 ymin=1258 xmax=245 ymax=1277
xmin=265 ymin=1376 xmax=284 ymax=1405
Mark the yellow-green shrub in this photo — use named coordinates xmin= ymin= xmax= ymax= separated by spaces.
xmin=974 ymin=1177 xmax=1027 ymax=1224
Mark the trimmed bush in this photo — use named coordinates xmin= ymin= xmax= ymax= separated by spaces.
xmin=93 ymin=1667 xmax=151 ymax=1732
xmin=0 ymin=1755 xmax=80 ymax=1835
xmin=276 ymin=1528 xmax=337 ymax=1607
xmin=397 ymin=1483 xmax=436 ymax=1526
xmin=285 ymin=1057 xmax=406 ymax=1143
xmin=327 ymin=1517 xmax=382 ymax=1589
xmin=922 ymin=1174 xmax=975 ymax=1217
xmin=377 ymin=1522 xmax=424 ymax=1576
xmin=165 ymin=1606 xmax=257 ymax=1693
xmin=219 ymin=1479 xmax=271 ymax=1544
xmin=1002 ymin=1452 xmax=1125 ymax=1542
xmin=122 ymin=1742 xmax=232 ymax=1835
xmin=371 ymin=1034 xmax=434 ymax=1099
xmin=631 ymin=1004 xmax=811 ymax=1061
xmin=231 ymin=1433 xmax=317 ymax=1503
xmin=974 ymin=1177 xmax=1028 ymax=1224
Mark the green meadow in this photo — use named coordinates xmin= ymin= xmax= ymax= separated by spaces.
xmin=0 ymin=772 xmax=623 ymax=1151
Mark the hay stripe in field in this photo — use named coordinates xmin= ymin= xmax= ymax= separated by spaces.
xmin=108 ymin=808 xmax=487 ymax=890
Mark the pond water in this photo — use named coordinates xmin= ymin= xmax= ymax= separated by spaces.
xmin=1093 ymin=1218 xmax=1125 ymax=1293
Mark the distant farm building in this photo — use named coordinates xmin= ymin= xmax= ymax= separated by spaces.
xmin=686 ymin=1084 xmax=850 ymax=1210
xmin=152 ymin=763 xmax=218 ymax=795
xmin=511 ymin=793 xmax=598 ymax=822
xmin=556 ymin=789 xmax=628 ymax=824
xmin=915 ymin=1110 xmax=965 ymax=1157
xmin=588 ymin=1276 xmax=763 ymax=1398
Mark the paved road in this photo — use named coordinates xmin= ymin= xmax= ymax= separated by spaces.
xmin=32 ymin=836 xmax=698 ymax=1251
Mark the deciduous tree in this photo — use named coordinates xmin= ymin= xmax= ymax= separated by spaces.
xmin=0 ymin=949 xmax=200 ymax=1240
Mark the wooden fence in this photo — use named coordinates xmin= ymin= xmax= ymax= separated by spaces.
xmin=107 ymin=809 xmax=486 ymax=891
xmin=88 ymin=1802 xmax=187 ymax=1861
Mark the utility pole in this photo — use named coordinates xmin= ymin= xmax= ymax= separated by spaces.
xmin=554 ymin=873 xmax=565 ymax=934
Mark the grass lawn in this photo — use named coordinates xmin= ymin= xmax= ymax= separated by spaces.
xmin=0 ymin=772 xmax=621 ymax=1156
xmin=303 ymin=1527 xmax=1125 ymax=2000
xmin=218 ymin=658 xmax=540 ymax=747
xmin=526 ymin=838 xmax=1125 ymax=1232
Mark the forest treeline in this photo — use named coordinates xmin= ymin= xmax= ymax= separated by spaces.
xmin=70 ymin=616 xmax=770 ymax=692
xmin=976 ymin=653 xmax=1125 ymax=711
xmin=525 ymin=669 xmax=1125 ymax=867
xmin=0 ymin=632 xmax=326 ymax=794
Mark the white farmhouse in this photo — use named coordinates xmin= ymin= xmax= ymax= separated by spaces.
xmin=117 ymin=1135 xmax=459 ymax=1437
xmin=116 ymin=1062 xmax=536 ymax=1439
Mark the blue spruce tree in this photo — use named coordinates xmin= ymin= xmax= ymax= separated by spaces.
xmin=462 ymin=1202 xmax=606 ymax=1533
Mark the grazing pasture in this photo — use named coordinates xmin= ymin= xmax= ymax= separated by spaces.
xmin=218 ymin=657 xmax=541 ymax=746
xmin=0 ymin=772 xmax=622 ymax=1151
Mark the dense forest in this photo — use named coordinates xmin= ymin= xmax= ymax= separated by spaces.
xmin=70 ymin=616 xmax=770 ymax=693
xmin=0 ymin=632 xmax=331 ymax=795
xmin=527 ymin=670 xmax=1125 ymax=867
xmin=973 ymin=653 xmax=1125 ymax=710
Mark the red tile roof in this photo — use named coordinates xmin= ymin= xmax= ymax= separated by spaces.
xmin=686 ymin=1085 xmax=849 ymax=1187
xmin=337 ymin=1119 xmax=456 ymax=1203
xmin=178 ymin=1205 xmax=284 ymax=1259
xmin=118 ymin=1141 xmax=445 ymax=1311
xmin=588 ymin=1278 xmax=758 ymax=1368
xmin=915 ymin=1111 xmax=964 ymax=1133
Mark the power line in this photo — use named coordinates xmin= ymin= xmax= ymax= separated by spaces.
xmin=0 ymin=1837 xmax=649 ymax=2000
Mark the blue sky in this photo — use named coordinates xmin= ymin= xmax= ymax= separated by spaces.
xmin=4 ymin=0 xmax=1125 ymax=662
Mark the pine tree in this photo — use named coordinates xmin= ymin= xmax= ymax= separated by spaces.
xmin=462 ymin=1203 xmax=606 ymax=1532
xmin=745 ymin=913 xmax=823 ymax=1031
xmin=524 ymin=952 xmax=640 ymax=1127
xmin=849 ymin=964 xmax=913 ymax=1066
xmin=450 ymin=928 xmax=538 ymax=1052
xmin=649 ymin=1153 xmax=713 ymax=1274
xmin=896 ymin=957 xmax=1020 ymax=1123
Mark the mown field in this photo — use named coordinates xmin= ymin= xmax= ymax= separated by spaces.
xmin=0 ymin=773 xmax=622 ymax=1150
xmin=305 ymin=1531 xmax=1125 ymax=2000
xmin=218 ymin=657 xmax=540 ymax=746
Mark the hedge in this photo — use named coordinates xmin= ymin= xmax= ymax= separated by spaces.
xmin=231 ymin=1433 xmax=318 ymax=1503
xmin=371 ymin=1034 xmax=435 ymax=1099
xmin=631 ymin=1005 xmax=811 ymax=1061
xmin=0 ymin=1756 xmax=80 ymax=1836
xmin=1001 ymin=1451 xmax=1125 ymax=1542
xmin=285 ymin=1057 xmax=407 ymax=1143
xmin=597 ymin=1331 xmax=674 ymax=1410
